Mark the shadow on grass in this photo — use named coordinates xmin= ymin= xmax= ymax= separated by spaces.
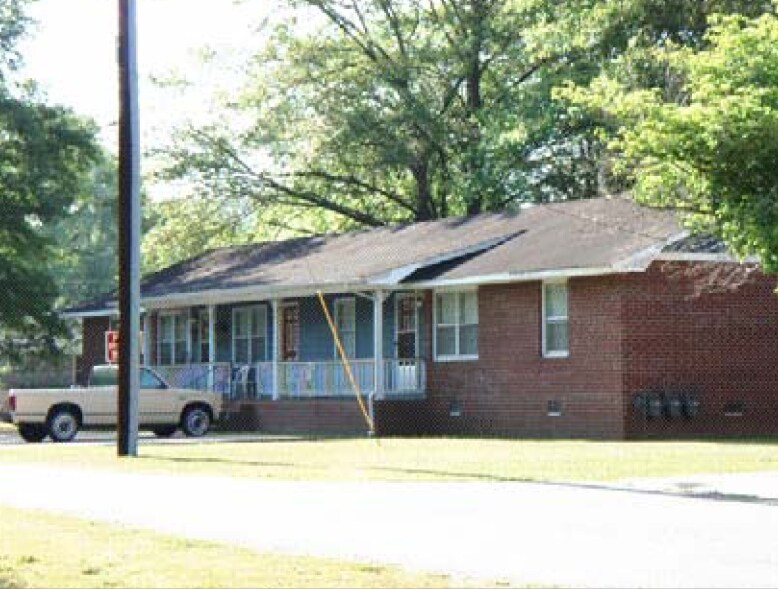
xmin=369 ymin=466 xmax=778 ymax=507
xmin=136 ymin=454 xmax=298 ymax=469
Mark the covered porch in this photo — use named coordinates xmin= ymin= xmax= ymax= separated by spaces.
xmin=143 ymin=290 xmax=428 ymax=401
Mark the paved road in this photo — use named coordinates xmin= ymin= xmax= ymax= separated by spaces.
xmin=0 ymin=465 xmax=776 ymax=588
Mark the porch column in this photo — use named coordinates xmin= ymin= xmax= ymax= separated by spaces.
xmin=208 ymin=304 xmax=216 ymax=391
xmin=142 ymin=312 xmax=150 ymax=366
xmin=373 ymin=290 xmax=386 ymax=400
xmin=271 ymin=298 xmax=280 ymax=400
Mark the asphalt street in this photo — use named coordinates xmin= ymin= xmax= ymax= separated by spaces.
xmin=0 ymin=463 xmax=776 ymax=588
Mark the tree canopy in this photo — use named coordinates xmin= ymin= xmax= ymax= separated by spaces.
xmin=562 ymin=8 xmax=778 ymax=271
xmin=153 ymin=0 xmax=771 ymax=257
xmin=0 ymin=0 xmax=100 ymax=356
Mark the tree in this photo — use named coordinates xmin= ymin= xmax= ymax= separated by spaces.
xmin=0 ymin=0 xmax=100 ymax=357
xmin=562 ymin=8 xmax=778 ymax=272
xmin=159 ymin=0 xmax=612 ymax=232
xmin=47 ymin=156 xmax=119 ymax=306
xmin=154 ymin=0 xmax=771 ymax=251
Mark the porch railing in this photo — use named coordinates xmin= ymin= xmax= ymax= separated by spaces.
xmin=149 ymin=358 xmax=426 ymax=400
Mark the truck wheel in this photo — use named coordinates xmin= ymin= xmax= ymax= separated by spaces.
xmin=181 ymin=406 xmax=210 ymax=437
xmin=48 ymin=409 xmax=79 ymax=443
xmin=152 ymin=425 xmax=177 ymax=438
xmin=18 ymin=424 xmax=47 ymax=443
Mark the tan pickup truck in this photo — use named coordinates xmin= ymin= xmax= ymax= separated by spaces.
xmin=5 ymin=365 xmax=222 ymax=443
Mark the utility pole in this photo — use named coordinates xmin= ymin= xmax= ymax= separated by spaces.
xmin=117 ymin=0 xmax=141 ymax=457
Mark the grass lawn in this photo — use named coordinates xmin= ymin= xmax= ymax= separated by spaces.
xmin=0 ymin=506 xmax=507 ymax=588
xmin=0 ymin=436 xmax=776 ymax=481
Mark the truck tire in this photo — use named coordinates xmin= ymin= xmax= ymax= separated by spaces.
xmin=18 ymin=424 xmax=47 ymax=443
xmin=48 ymin=408 xmax=79 ymax=443
xmin=181 ymin=405 xmax=211 ymax=437
xmin=152 ymin=425 xmax=177 ymax=438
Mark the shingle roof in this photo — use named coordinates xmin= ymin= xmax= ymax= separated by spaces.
xmin=63 ymin=196 xmax=685 ymax=316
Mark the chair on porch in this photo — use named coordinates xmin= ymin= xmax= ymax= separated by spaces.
xmin=231 ymin=365 xmax=258 ymax=399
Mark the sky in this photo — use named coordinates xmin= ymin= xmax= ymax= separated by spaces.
xmin=18 ymin=0 xmax=276 ymax=150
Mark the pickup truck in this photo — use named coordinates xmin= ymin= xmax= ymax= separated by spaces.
xmin=5 ymin=365 xmax=222 ymax=443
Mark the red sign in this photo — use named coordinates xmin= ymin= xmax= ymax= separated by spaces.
xmin=106 ymin=330 xmax=120 ymax=364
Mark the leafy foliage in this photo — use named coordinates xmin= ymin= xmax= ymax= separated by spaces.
xmin=150 ymin=0 xmax=772 ymax=266
xmin=46 ymin=157 xmax=118 ymax=306
xmin=562 ymin=8 xmax=778 ymax=271
xmin=0 ymin=1 xmax=101 ymax=358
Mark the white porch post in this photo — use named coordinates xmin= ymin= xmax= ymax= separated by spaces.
xmin=207 ymin=304 xmax=216 ymax=391
xmin=142 ymin=312 xmax=150 ymax=366
xmin=271 ymin=299 xmax=280 ymax=400
xmin=373 ymin=290 xmax=385 ymax=400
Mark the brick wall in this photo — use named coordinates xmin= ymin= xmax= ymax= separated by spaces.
xmin=224 ymin=399 xmax=372 ymax=435
xmin=424 ymin=278 xmax=626 ymax=439
xmin=622 ymin=261 xmax=778 ymax=438
xmin=423 ymin=263 xmax=778 ymax=439
xmin=223 ymin=398 xmax=431 ymax=436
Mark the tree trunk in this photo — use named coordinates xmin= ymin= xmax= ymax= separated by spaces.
xmin=464 ymin=0 xmax=485 ymax=216
xmin=411 ymin=158 xmax=435 ymax=221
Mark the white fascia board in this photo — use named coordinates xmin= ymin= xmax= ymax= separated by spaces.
xmin=140 ymin=282 xmax=375 ymax=310
xmin=367 ymin=232 xmax=522 ymax=286
xmin=60 ymin=309 xmax=119 ymax=320
xmin=405 ymin=266 xmax=627 ymax=289
xmin=60 ymin=305 xmax=147 ymax=320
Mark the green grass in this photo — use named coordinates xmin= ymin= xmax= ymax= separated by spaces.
xmin=1 ymin=437 xmax=777 ymax=482
xmin=0 ymin=505 xmax=509 ymax=588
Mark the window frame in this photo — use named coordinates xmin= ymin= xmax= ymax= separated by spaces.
xmin=542 ymin=280 xmax=570 ymax=359
xmin=333 ymin=297 xmax=357 ymax=359
xmin=157 ymin=311 xmax=190 ymax=366
xmin=433 ymin=289 xmax=479 ymax=362
xmin=231 ymin=304 xmax=268 ymax=365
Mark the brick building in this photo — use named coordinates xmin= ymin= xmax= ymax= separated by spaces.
xmin=64 ymin=197 xmax=778 ymax=438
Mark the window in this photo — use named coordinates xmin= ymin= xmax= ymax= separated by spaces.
xmin=435 ymin=290 xmax=478 ymax=360
xmin=543 ymin=281 xmax=569 ymax=358
xmin=334 ymin=298 xmax=356 ymax=358
xmin=157 ymin=312 xmax=188 ymax=366
xmin=232 ymin=305 xmax=267 ymax=364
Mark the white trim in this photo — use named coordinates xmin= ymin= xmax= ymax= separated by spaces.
xmin=89 ymin=267 xmax=625 ymax=315
xmin=231 ymin=304 xmax=269 ymax=364
xmin=61 ymin=309 xmax=119 ymax=319
xmin=142 ymin=282 xmax=381 ymax=310
xmin=373 ymin=290 xmax=386 ymax=398
xmin=142 ymin=313 xmax=150 ymax=364
xmin=207 ymin=305 xmax=216 ymax=390
xmin=433 ymin=289 xmax=479 ymax=362
xmin=409 ymin=266 xmax=625 ymax=291
xmin=542 ymin=280 xmax=569 ymax=359
xmin=156 ymin=310 xmax=189 ymax=366
xmin=271 ymin=299 xmax=280 ymax=400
